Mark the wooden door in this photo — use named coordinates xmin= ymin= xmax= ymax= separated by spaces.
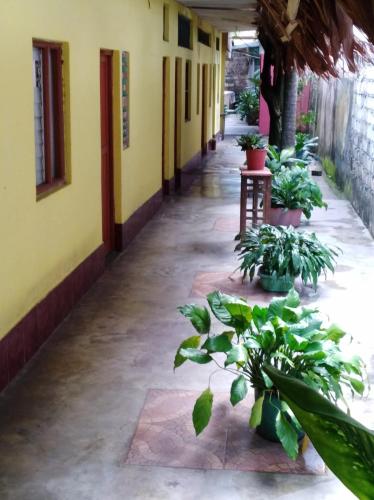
xmin=201 ymin=64 xmax=208 ymax=155
xmin=100 ymin=50 xmax=115 ymax=253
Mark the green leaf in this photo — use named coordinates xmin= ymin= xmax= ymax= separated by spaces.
xmin=193 ymin=388 xmax=213 ymax=435
xmin=325 ymin=324 xmax=346 ymax=343
xmin=178 ymin=304 xmax=211 ymax=334
xmin=268 ymin=296 xmax=287 ymax=318
xmin=174 ymin=336 xmax=201 ymax=369
xmin=230 ymin=375 xmax=248 ymax=406
xmin=244 ymin=337 xmax=261 ymax=349
xmin=207 ymin=291 xmax=251 ymax=331
xmin=285 ymin=332 xmax=308 ymax=351
xmin=275 ymin=411 xmax=299 ymax=460
xmin=258 ymin=323 xmax=276 ymax=351
xmin=350 ymin=377 xmax=365 ymax=395
xmin=282 ymin=306 xmax=299 ymax=323
xmin=225 ymin=345 xmax=248 ymax=367
xmin=285 ymin=288 xmax=300 ymax=308
xmin=202 ymin=333 xmax=233 ymax=353
xmin=264 ymin=364 xmax=374 ymax=500
xmin=179 ymin=348 xmax=212 ymax=364
xmin=249 ymin=395 xmax=264 ymax=428
xmin=261 ymin=369 xmax=274 ymax=389
xmin=252 ymin=305 xmax=268 ymax=328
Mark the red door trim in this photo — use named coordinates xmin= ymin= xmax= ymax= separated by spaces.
xmin=100 ymin=50 xmax=115 ymax=254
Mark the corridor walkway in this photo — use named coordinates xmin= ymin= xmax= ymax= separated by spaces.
xmin=0 ymin=138 xmax=373 ymax=500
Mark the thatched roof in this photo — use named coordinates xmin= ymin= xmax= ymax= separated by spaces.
xmin=258 ymin=0 xmax=374 ymax=76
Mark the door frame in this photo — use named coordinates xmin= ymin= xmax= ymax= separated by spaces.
xmin=174 ymin=57 xmax=182 ymax=189
xmin=162 ymin=57 xmax=170 ymax=195
xmin=100 ymin=49 xmax=115 ymax=254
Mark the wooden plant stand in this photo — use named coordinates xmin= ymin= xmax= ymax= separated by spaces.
xmin=240 ymin=168 xmax=272 ymax=238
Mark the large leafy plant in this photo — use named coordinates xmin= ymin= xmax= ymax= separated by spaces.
xmin=236 ymin=75 xmax=260 ymax=125
xmin=235 ymin=224 xmax=339 ymax=288
xmin=266 ymin=145 xmax=307 ymax=174
xmin=174 ymin=289 xmax=366 ymax=459
xmin=265 ymin=365 xmax=374 ymax=499
xmin=271 ymin=166 xmax=327 ymax=218
xmin=236 ymin=89 xmax=259 ymax=125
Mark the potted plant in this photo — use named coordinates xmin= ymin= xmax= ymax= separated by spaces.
xmin=236 ymin=134 xmax=267 ymax=170
xmin=174 ymin=289 xmax=366 ymax=459
xmin=236 ymin=88 xmax=259 ymax=125
xmin=235 ymin=225 xmax=339 ymax=292
xmin=270 ymin=166 xmax=327 ymax=226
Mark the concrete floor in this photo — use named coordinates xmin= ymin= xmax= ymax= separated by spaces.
xmin=0 ymin=138 xmax=373 ymax=500
xmin=224 ymin=112 xmax=258 ymax=136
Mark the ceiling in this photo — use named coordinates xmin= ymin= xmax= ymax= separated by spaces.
xmin=178 ymin=1 xmax=258 ymax=32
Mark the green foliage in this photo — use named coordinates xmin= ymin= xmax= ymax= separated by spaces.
xmin=271 ymin=166 xmax=327 ymax=218
xmin=322 ymin=156 xmax=337 ymax=181
xmin=236 ymin=88 xmax=259 ymax=124
xmin=178 ymin=304 xmax=211 ymax=334
xmin=275 ymin=410 xmax=299 ymax=460
xmin=249 ymin=68 xmax=261 ymax=88
xmin=264 ymin=365 xmax=374 ymax=499
xmin=193 ymin=389 xmax=213 ymax=435
xmin=236 ymin=134 xmax=265 ymax=151
xmin=235 ymin=224 xmax=339 ymax=288
xmin=299 ymin=110 xmax=316 ymax=127
xmin=174 ymin=336 xmax=201 ymax=369
xmin=230 ymin=375 xmax=248 ymax=406
xmin=237 ymin=74 xmax=260 ymax=125
xmin=249 ymin=395 xmax=264 ymax=428
xmin=295 ymin=133 xmax=318 ymax=162
xmin=266 ymin=145 xmax=307 ymax=174
xmin=175 ymin=289 xmax=366 ymax=458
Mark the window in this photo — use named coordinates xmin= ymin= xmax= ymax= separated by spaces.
xmin=198 ymin=28 xmax=211 ymax=47
xmin=178 ymin=14 xmax=192 ymax=49
xmin=33 ymin=40 xmax=65 ymax=194
xmin=163 ymin=4 xmax=170 ymax=41
xmin=216 ymin=37 xmax=220 ymax=51
xmin=185 ymin=60 xmax=191 ymax=121
xmin=196 ymin=63 xmax=200 ymax=114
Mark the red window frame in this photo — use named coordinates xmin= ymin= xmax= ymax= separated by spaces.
xmin=33 ymin=40 xmax=65 ymax=195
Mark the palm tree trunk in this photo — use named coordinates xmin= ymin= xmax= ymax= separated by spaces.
xmin=281 ymin=69 xmax=298 ymax=149
xmin=259 ymin=34 xmax=284 ymax=148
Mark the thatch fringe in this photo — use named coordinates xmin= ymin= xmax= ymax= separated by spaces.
xmin=258 ymin=0 xmax=373 ymax=77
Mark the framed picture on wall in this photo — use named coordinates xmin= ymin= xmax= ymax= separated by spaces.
xmin=122 ymin=51 xmax=130 ymax=149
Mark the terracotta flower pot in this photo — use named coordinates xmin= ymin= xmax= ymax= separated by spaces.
xmin=245 ymin=149 xmax=267 ymax=171
xmin=269 ymin=207 xmax=302 ymax=227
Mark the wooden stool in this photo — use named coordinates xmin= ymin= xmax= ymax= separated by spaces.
xmin=240 ymin=168 xmax=272 ymax=237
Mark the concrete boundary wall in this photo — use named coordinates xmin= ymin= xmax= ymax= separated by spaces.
xmin=315 ymin=67 xmax=374 ymax=236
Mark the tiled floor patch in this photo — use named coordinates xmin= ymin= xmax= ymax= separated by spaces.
xmin=125 ymin=389 xmax=325 ymax=475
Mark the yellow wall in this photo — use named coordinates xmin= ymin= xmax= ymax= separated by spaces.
xmin=0 ymin=0 xmax=223 ymax=339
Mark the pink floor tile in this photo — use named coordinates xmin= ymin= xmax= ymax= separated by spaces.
xmin=125 ymin=389 xmax=326 ymax=475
